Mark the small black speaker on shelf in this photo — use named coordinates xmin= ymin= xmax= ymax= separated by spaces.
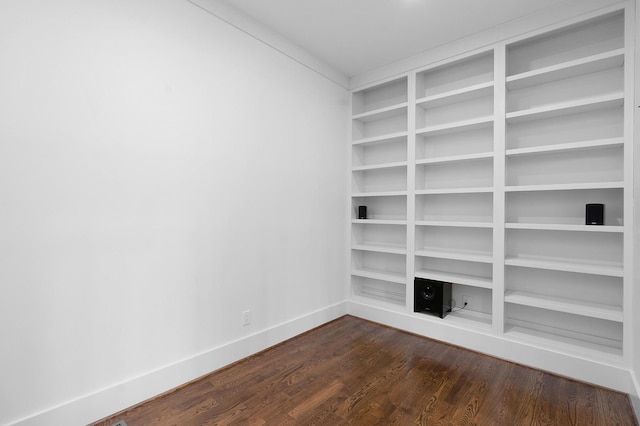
xmin=414 ymin=278 xmax=452 ymax=319
xmin=358 ymin=206 xmax=367 ymax=219
xmin=586 ymin=203 xmax=604 ymax=225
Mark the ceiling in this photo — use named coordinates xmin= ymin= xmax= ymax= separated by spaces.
xmin=215 ymin=0 xmax=593 ymax=77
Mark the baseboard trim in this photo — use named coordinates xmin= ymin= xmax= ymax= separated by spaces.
xmin=347 ymin=301 xmax=634 ymax=396
xmin=9 ymin=302 xmax=348 ymax=426
xmin=630 ymin=370 xmax=640 ymax=421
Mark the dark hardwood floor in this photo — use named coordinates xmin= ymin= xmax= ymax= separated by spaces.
xmin=93 ymin=315 xmax=637 ymax=425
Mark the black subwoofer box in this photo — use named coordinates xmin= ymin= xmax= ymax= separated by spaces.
xmin=414 ymin=278 xmax=452 ymax=319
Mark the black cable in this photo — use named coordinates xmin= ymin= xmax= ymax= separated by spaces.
xmin=447 ymin=302 xmax=468 ymax=313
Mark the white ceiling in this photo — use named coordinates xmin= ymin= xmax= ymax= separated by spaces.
xmin=215 ymin=0 xmax=593 ymax=77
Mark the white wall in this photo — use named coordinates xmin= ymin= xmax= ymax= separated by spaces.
xmin=0 ymin=0 xmax=348 ymax=424
xmin=633 ymin=0 xmax=640 ymax=416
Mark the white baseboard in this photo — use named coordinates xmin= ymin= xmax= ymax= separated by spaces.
xmin=630 ymin=370 xmax=640 ymax=421
xmin=347 ymin=301 xmax=635 ymax=396
xmin=9 ymin=302 xmax=348 ymax=426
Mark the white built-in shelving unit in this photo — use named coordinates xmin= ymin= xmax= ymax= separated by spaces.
xmin=502 ymin=10 xmax=626 ymax=359
xmin=351 ymin=77 xmax=409 ymax=307
xmin=414 ymin=50 xmax=496 ymax=330
xmin=349 ymin=7 xmax=632 ymax=363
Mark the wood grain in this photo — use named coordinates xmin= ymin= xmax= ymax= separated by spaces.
xmin=92 ymin=315 xmax=637 ymax=425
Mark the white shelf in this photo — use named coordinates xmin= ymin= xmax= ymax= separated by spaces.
xmin=504 ymin=290 xmax=622 ymax=322
xmin=416 ymin=116 xmax=493 ymax=137
xmin=352 ymin=190 xmax=408 ymax=198
xmin=506 ymin=48 xmax=625 ymax=89
xmin=352 ymin=161 xmax=408 ymax=171
xmin=505 ymin=223 xmax=623 ymax=233
xmin=416 ymin=220 xmax=492 ymax=228
xmin=504 ymin=255 xmax=623 ymax=277
xmin=352 ymin=268 xmax=406 ymax=285
xmin=505 ymin=138 xmax=624 ymax=157
xmin=504 ymin=324 xmax=622 ymax=359
xmin=444 ymin=309 xmax=493 ymax=332
xmin=354 ymin=287 xmax=406 ymax=306
xmin=352 ymin=243 xmax=407 ymax=255
xmin=415 ymin=187 xmax=493 ymax=195
xmin=415 ymin=247 xmax=492 ymax=264
xmin=416 ymin=81 xmax=493 ymax=108
xmin=416 ymin=152 xmax=493 ymax=165
xmin=352 ymin=102 xmax=408 ymax=122
xmin=506 ymin=92 xmax=624 ymax=123
xmin=505 ymin=182 xmax=624 ymax=192
xmin=415 ymin=269 xmax=492 ymax=289
xmin=352 ymin=219 xmax=407 ymax=225
xmin=352 ymin=131 xmax=408 ymax=146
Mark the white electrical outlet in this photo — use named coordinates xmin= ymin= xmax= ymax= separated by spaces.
xmin=242 ymin=310 xmax=251 ymax=326
xmin=462 ymin=295 xmax=471 ymax=308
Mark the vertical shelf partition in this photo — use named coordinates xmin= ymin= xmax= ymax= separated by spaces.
xmin=413 ymin=51 xmax=495 ymax=329
xmin=503 ymin=11 xmax=626 ymax=359
xmin=349 ymin=7 xmax=630 ymax=362
xmin=351 ymin=77 xmax=409 ymax=308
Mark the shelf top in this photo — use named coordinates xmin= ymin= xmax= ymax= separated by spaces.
xmin=504 ymin=325 xmax=623 ymax=360
xmin=352 ymin=161 xmax=408 ymax=172
xmin=504 ymin=290 xmax=623 ymax=322
xmin=416 ymin=247 xmax=493 ymax=263
xmin=505 ymin=182 xmax=624 ymax=192
xmin=416 ymin=220 xmax=493 ymax=228
xmin=443 ymin=309 xmax=493 ymax=332
xmin=416 ymin=187 xmax=494 ymax=195
xmin=352 ymin=102 xmax=408 ymax=122
xmin=506 ymin=48 xmax=625 ymax=90
xmin=505 ymin=137 xmax=624 ymax=157
xmin=352 ymin=219 xmax=407 ymax=225
xmin=352 ymin=243 xmax=407 ymax=255
xmin=506 ymin=92 xmax=624 ymax=124
xmin=505 ymin=255 xmax=623 ymax=277
xmin=351 ymin=268 xmax=406 ymax=285
xmin=352 ymin=131 xmax=408 ymax=146
xmin=505 ymin=223 xmax=623 ymax=233
xmin=416 ymin=116 xmax=493 ymax=137
xmin=416 ymin=81 xmax=493 ymax=109
xmin=416 ymin=151 xmax=493 ymax=165
xmin=415 ymin=269 xmax=493 ymax=289
xmin=352 ymin=190 xmax=408 ymax=198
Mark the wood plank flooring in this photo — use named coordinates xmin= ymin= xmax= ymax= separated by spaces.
xmin=93 ymin=315 xmax=638 ymax=425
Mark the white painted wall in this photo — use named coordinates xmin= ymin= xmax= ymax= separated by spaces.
xmin=0 ymin=0 xmax=348 ymax=424
xmin=632 ymin=0 xmax=640 ymax=416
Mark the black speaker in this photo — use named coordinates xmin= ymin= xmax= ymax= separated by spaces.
xmin=414 ymin=278 xmax=452 ymax=319
xmin=358 ymin=206 xmax=367 ymax=219
xmin=586 ymin=203 xmax=604 ymax=225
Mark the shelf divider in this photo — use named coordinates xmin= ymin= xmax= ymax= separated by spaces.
xmin=505 ymin=223 xmax=623 ymax=233
xmin=506 ymin=48 xmax=625 ymax=89
xmin=505 ymin=137 xmax=623 ymax=157
xmin=504 ymin=290 xmax=623 ymax=322
xmin=506 ymin=92 xmax=624 ymax=124
xmin=504 ymin=255 xmax=623 ymax=277
xmin=415 ymin=269 xmax=493 ymax=289
xmin=352 ymin=102 xmax=408 ymax=122
xmin=352 ymin=268 xmax=406 ymax=285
